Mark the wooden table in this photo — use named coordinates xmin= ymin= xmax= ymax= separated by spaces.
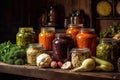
xmin=0 ymin=62 xmax=119 ymax=80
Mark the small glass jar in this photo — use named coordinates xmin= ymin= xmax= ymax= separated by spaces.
xmin=66 ymin=24 xmax=83 ymax=42
xmin=38 ymin=27 xmax=55 ymax=51
xmin=76 ymin=28 xmax=97 ymax=56
xmin=96 ymin=38 xmax=119 ymax=67
xmin=26 ymin=43 xmax=45 ymax=65
xmin=16 ymin=27 xmax=35 ymax=48
xmin=52 ymin=33 xmax=75 ymax=62
xmin=71 ymin=48 xmax=91 ymax=68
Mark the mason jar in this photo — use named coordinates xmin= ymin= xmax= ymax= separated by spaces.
xmin=38 ymin=27 xmax=55 ymax=51
xmin=66 ymin=24 xmax=83 ymax=42
xmin=71 ymin=48 xmax=91 ymax=68
xmin=76 ymin=28 xmax=97 ymax=56
xmin=26 ymin=43 xmax=45 ymax=65
xmin=16 ymin=27 xmax=35 ymax=48
xmin=52 ymin=33 xmax=75 ymax=62
xmin=96 ymin=38 xmax=119 ymax=68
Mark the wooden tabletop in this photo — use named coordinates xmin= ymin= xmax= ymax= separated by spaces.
xmin=0 ymin=62 xmax=119 ymax=80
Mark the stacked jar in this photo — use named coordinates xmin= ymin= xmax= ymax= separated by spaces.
xmin=38 ymin=27 xmax=55 ymax=51
xmin=76 ymin=28 xmax=97 ymax=56
xmin=16 ymin=27 xmax=35 ymax=48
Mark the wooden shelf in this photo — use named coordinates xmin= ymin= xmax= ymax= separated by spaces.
xmin=0 ymin=62 xmax=119 ymax=80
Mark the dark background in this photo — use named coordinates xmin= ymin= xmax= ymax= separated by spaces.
xmin=0 ymin=0 xmax=120 ymax=43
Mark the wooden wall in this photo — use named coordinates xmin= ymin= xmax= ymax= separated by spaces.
xmin=0 ymin=0 xmax=120 ymax=43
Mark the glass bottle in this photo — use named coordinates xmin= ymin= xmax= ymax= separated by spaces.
xmin=16 ymin=27 xmax=35 ymax=48
xmin=76 ymin=28 xmax=97 ymax=56
xmin=27 ymin=43 xmax=45 ymax=65
xmin=74 ymin=10 xmax=85 ymax=25
xmin=38 ymin=27 xmax=55 ymax=51
xmin=52 ymin=33 xmax=75 ymax=62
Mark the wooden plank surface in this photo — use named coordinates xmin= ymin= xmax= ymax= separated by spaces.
xmin=0 ymin=62 xmax=119 ymax=80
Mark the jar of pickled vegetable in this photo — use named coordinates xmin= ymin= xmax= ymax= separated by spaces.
xmin=71 ymin=48 xmax=91 ymax=68
xmin=96 ymin=38 xmax=119 ymax=67
xmin=26 ymin=43 xmax=45 ymax=65
xmin=52 ymin=33 xmax=75 ymax=62
xmin=76 ymin=28 xmax=97 ymax=56
xmin=38 ymin=27 xmax=55 ymax=51
xmin=16 ymin=27 xmax=35 ymax=48
xmin=66 ymin=24 xmax=83 ymax=42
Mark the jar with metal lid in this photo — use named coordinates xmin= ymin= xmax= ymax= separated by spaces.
xmin=71 ymin=48 xmax=91 ymax=68
xmin=66 ymin=24 xmax=83 ymax=42
xmin=76 ymin=28 xmax=97 ymax=56
xmin=96 ymin=38 xmax=119 ymax=67
xmin=38 ymin=27 xmax=55 ymax=51
xmin=26 ymin=43 xmax=45 ymax=65
xmin=52 ymin=33 xmax=75 ymax=62
xmin=16 ymin=27 xmax=35 ymax=48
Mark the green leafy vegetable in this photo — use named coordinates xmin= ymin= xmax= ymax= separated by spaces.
xmin=100 ymin=23 xmax=120 ymax=38
xmin=0 ymin=41 xmax=27 ymax=65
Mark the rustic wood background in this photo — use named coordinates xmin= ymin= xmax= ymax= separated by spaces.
xmin=0 ymin=0 xmax=120 ymax=42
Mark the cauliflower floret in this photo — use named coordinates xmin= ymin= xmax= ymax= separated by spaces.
xmin=36 ymin=53 xmax=52 ymax=68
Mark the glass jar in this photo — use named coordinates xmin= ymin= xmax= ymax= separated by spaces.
xmin=66 ymin=24 xmax=83 ymax=42
xmin=74 ymin=10 xmax=85 ymax=25
xmin=96 ymin=38 xmax=119 ymax=67
xmin=76 ymin=28 xmax=97 ymax=56
xmin=71 ymin=48 xmax=91 ymax=68
xmin=38 ymin=27 xmax=55 ymax=51
xmin=16 ymin=27 xmax=35 ymax=48
xmin=26 ymin=43 xmax=45 ymax=65
xmin=52 ymin=33 xmax=75 ymax=62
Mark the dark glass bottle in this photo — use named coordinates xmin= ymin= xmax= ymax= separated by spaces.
xmin=74 ymin=10 xmax=85 ymax=25
xmin=52 ymin=33 xmax=75 ymax=62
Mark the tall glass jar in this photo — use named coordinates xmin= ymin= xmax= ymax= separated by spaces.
xmin=71 ymin=48 xmax=91 ymax=68
xmin=26 ymin=43 xmax=45 ymax=65
xmin=52 ymin=33 xmax=75 ymax=62
xmin=76 ymin=28 xmax=97 ymax=56
xmin=38 ymin=27 xmax=55 ymax=51
xmin=16 ymin=27 xmax=35 ymax=48
xmin=96 ymin=38 xmax=119 ymax=68
xmin=66 ymin=24 xmax=83 ymax=42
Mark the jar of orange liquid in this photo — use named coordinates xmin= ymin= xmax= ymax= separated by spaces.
xmin=66 ymin=24 xmax=83 ymax=42
xmin=76 ymin=28 xmax=97 ymax=56
xmin=38 ymin=27 xmax=55 ymax=51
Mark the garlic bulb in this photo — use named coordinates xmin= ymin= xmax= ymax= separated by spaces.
xmin=36 ymin=53 xmax=52 ymax=68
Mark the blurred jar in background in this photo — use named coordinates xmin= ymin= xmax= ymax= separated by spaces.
xmin=52 ymin=33 xmax=75 ymax=62
xmin=64 ymin=17 xmax=70 ymax=29
xmin=66 ymin=24 xmax=83 ymax=42
xmin=16 ymin=27 xmax=35 ymax=48
xmin=38 ymin=27 xmax=55 ymax=51
xmin=74 ymin=10 xmax=85 ymax=25
xmin=76 ymin=28 xmax=97 ymax=56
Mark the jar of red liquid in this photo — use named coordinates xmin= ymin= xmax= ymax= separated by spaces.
xmin=52 ymin=33 xmax=75 ymax=62
xmin=66 ymin=24 xmax=83 ymax=42
xmin=38 ymin=27 xmax=55 ymax=51
xmin=76 ymin=28 xmax=97 ymax=56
